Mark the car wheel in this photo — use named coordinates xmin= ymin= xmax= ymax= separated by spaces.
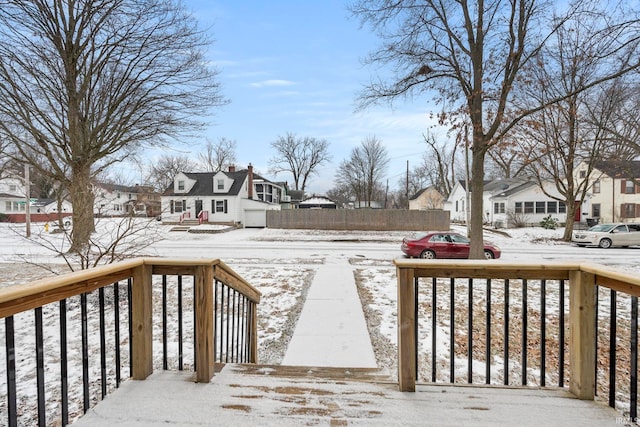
xmin=599 ymin=238 xmax=612 ymax=249
xmin=483 ymin=250 xmax=495 ymax=259
xmin=420 ymin=250 xmax=436 ymax=259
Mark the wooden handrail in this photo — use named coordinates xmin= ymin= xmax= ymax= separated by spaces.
xmin=0 ymin=258 xmax=261 ymax=319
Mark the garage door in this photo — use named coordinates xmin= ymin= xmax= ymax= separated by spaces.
xmin=244 ymin=209 xmax=266 ymax=228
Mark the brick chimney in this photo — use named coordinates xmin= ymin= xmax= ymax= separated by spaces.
xmin=228 ymin=165 xmax=235 ymax=172
xmin=247 ymin=163 xmax=253 ymax=199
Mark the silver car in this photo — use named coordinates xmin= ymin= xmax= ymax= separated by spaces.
xmin=572 ymin=223 xmax=640 ymax=248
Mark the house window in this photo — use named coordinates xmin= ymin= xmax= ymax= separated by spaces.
xmin=579 ymin=170 xmax=586 ymax=178
xmin=493 ymin=202 xmax=505 ymax=214
xmin=217 ymin=179 xmax=224 ymax=190
xmin=536 ymin=202 xmax=546 ymax=214
xmin=559 ymin=202 xmax=566 ymax=213
xmin=178 ymin=180 xmax=185 ymax=191
xmin=214 ymin=200 xmax=228 ymax=213
xmin=524 ymin=202 xmax=534 ymax=214
xmin=116 ymin=192 xmax=121 ymax=199
xmin=5 ymin=201 xmax=11 ymax=211
xmin=514 ymin=202 xmax=522 ymax=214
xmin=592 ymin=203 xmax=600 ymax=218
xmin=547 ymin=201 xmax=557 ymax=213
xmin=128 ymin=193 xmax=132 ymax=200
xmin=173 ymin=200 xmax=184 ymax=213
xmin=625 ymin=180 xmax=636 ymax=194
xmin=9 ymin=184 xmax=16 ymax=192
xmin=622 ymin=203 xmax=636 ymax=218
xmin=592 ymin=180 xmax=600 ymax=194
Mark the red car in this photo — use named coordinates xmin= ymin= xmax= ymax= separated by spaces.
xmin=401 ymin=231 xmax=501 ymax=260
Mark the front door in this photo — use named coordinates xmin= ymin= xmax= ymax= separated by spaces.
xmin=195 ymin=200 xmax=203 ymax=217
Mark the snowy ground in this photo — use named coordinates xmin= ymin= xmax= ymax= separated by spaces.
xmin=0 ymin=220 xmax=639 ymax=425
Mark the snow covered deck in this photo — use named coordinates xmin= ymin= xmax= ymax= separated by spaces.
xmin=72 ymin=364 xmax=621 ymax=426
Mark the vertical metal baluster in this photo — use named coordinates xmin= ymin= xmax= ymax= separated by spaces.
xmin=540 ymin=280 xmax=546 ymax=387
xmin=220 ymin=283 xmax=225 ymax=362
xmin=214 ymin=280 xmax=218 ymax=363
xmin=504 ymin=279 xmax=510 ymax=386
xmin=128 ymin=279 xmax=133 ymax=377
xmin=414 ymin=277 xmax=419 ymax=380
xmin=193 ymin=278 xmax=197 ymax=371
xmin=522 ymin=279 xmax=528 ymax=386
xmin=630 ymin=296 xmax=637 ymax=420
xmin=60 ymin=300 xmax=68 ymax=426
xmin=178 ymin=275 xmax=183 ymax=370
xmin=231 ymin=289 xmax=236 ymax=362
xmin=162 ymin=275 xmax=168 ymax=370
xmin=81 ymin=293 xmax=89 ymax=413
xmin=114 ymin=283 xmax=121 ymax=387
xmin=99 ymin=287 xmax=107 ymax=398
xmin=486 ymin=279 xmax=491 ymax=384
xmin=609 ymin=289 xmax=617 ymax=408
xmin=6 ymin=316 xmax=17 ymax=427
xmin=450 ymin=278 xmax=455 ymax=383
xmin=468 ymin=278 xmax=473 ymax=384
xmin=559 ymin=280 xmax=565 ymax=387
xmin=35 ymin=307 xmax=45 ymax=426
xmin=431 ymin=277 xmax=437 ymax=382
xmin=224 ymin=286 xmax=231 ymax=363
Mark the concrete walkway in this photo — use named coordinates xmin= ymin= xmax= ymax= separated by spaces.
xmin=282 ymin=255 xmax=377 ymax=368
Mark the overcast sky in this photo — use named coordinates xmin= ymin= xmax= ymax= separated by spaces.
xmin=132 ymin=0 xmax=444 ymax=194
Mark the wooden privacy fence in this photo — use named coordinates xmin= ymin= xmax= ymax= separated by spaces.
xmin=0 ymin=258 xmax=260 ymax=426
xmin=394 ymin=259 xmax=640 ymax=418
xmin=267 ymin=209 xmax=450 ymax=231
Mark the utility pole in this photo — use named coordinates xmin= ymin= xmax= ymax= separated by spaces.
xmin=24 ymin=163 xmax=31 ymax=237
xmin=406 ymin=160 xmax=409 ymax=209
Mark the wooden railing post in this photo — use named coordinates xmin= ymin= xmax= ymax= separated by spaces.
xmin=569 ymin=270 xmax=596 ymax=400
xmin=397 ymin=266 xmax=416 ymax=392
xmin=131 ymin=263 xmax=153 ymax=380
xmin=249 ymin=302 xmax=258 ymax=363
xmin=195 ymin=264 xmax=214 ymax=382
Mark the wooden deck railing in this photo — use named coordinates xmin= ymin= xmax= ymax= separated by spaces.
xmin=0 ymin=258 xmax=260 ymax=426
xmin=395 ymin=259 xmax=640 ymax=418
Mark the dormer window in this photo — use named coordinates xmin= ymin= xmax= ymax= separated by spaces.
xmin=178 ymin=180 xmax=185 ymax=191
xmin=217 ymin=179 xmax=224 ymax=190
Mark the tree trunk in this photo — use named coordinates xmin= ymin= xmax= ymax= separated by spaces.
xmin=69 ymin=165 xmax=95 ymax=254
xmin=563 ymin=199 xmax=577 ymax=241
xmin=469 ymin=144 xmax=487 ymax=259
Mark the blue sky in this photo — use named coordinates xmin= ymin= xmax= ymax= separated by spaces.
xmin=149 ymin=0 xmax=440 ymax=194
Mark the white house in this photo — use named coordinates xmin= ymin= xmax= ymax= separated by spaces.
xmin=575 ymin=160 xmax=640 ymax=224
xmin=0 ymin=177 xmax=28 ymax=216
xmin=445 ymin=178 xmax=567 ymax=228
xmin=161 ymin=165 xmax=283 ymax=227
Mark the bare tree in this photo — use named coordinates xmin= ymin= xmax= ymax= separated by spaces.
xmin=0 ymin=0 xmax=226 ymax=254
xmin=198 ymin=137 xmax=238 ymax=172
xmin=336 ymin=136 xmax=389 ymax=207
xmin=269 ymin=133 xmax=332 ymax=191
xmin=515 ymin=8 xmax=638 ymax=240
xmin=146 ymin=154 xmax=199 ymax=193
xmin=350 ymin=0 xmax=640 ymax=258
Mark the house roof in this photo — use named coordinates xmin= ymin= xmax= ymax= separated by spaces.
xmin=163 ymin=169 xmax=273 ymax=197
xmin=300 ymin=196 xmax=336 ymax=205
xmin=594 ymin=160 xmax=640 ymax=179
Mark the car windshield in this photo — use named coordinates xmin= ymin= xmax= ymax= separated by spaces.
xmin=588 ymin=224 xmax=616 ymax=232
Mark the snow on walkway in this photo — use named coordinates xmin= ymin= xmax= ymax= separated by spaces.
xmin=282 ymin=254 xmax=377 ymax=368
